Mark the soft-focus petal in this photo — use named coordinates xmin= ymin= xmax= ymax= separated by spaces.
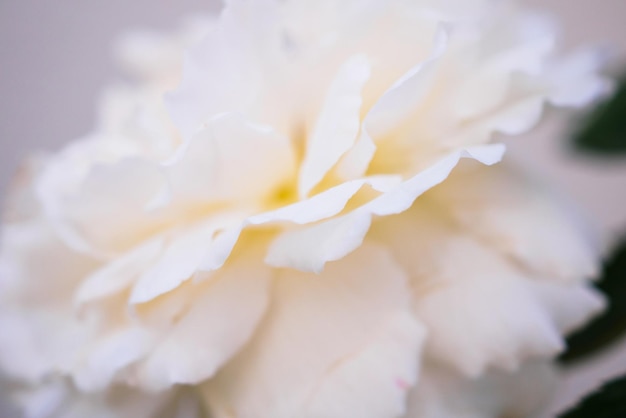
xmin=73 ymin=327 xmax=155 ymax=392
xmin=129 ymin=214 xmax=243 ymax=304
xmin=133 ymin=254 xmax=272 ymax=391
xmin=14 ymin=379 xmax=200 ymax=418
xmin=428 ymin=160 xmax=601 ymax=282
xmin=247 ymin=175 xmax=401 ymax=226
xmin=75 ymin=238 xmax=164 ymax=306
xmin=365 ymin=27 xmax=447 ymax=140
xmin=114 ymin=16 xmax=214 ymax=88
xmin=405 ymin=361 xmax=558 ymax=418
xmin=372 ymin=165 xmax=604 ymax=376
xmin=0 ymin=220 xmax=97 ymax=382
xmin=267 ymin=145 xmax=503 ymax=272
xmin=0 ymin=0 xmax=610 ymax=415
xmin=166 ymin=0 xmax=285 ymax=138
xmin=204 ymin=243 xmax=424 ymax=418
xmin=49 ymin=157 xmax=167 ymax=255
xmin=361 ymin=145 xmax=504 ymax=216
xmin=165 ymin=113 xmax=295 ymax=206
xmin=298 ymin=54 xmax=370 ymax=197
xmin=265 ymin=210 xmax=372 ymax=273
xmin=547 ymin=49 xmax=613 ymax=107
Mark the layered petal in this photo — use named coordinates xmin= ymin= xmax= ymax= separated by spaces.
xmin=371 ymin=160 xmax=605 ymax=377
xmin=204 ymin=243 xmax=424 ymax=418
xmin=428 ymin=161 xmax=602 ymax=282
xmin=405 ymin=361 xmax=558 ymax=418
xmin=266 ymin=144 xmax=504 ymax=272
xmin=72 ymin=244 xmax=272 ymax=393
xmin=129 ymin=215 xmax=242 ymax=304
xmin=0 ymin=0 xmax=610 ymax=416
xmin=0 ymin=219 xmax=98 ymax=382
xmin=164 ymin=113 xmax=295 ymax=206
xmin=298 ymin=54 xmax=370 ymax=197
xmin=132 ymin=255 xmax=272 ymax=391
xmin=166 ymin=0 xmax=286 ymax=138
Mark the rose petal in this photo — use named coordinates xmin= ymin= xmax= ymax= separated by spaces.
xmin=452 ymin=14 xmax=555 ymax=120
xmin=267 ymin=145 xmax=504 ymax=272
xmin=166 ymin=112 xmax=295 ymax=205
xmin=134 ymin=257 xmax=271 ymax=391
xmin=373 ymin=201 xmax=603 ymax=377
xmin=335 ymin=127 xmax=377 ymax=181
xmin=73 ymin=327 xmax=155 ymax=392
xmin=0 ymin=220 xmax=97 ymax=382
xmin=247 ymin=175 xmax=401 ymax=226
xmin=129 ymin=214 xmax=243 ymax=304
xmin=204 ymin=243 xmax=424 ymax=418
xmin=75 ymin=238 xmax=164 ymax=306
xmin=547 ymin=49 xmax=614 ymax=107
xmin=52 ymin=157 xmax=168 ymax=256
xmin=302 ymin=313 xmax=423 ymax=418
xmin=405 ymin=361 xmax=558 ymax=418
xmin=362 ymin=144 xmax=504 ymax=216
xmin=265 ymin=210 xmax=372 ymax=273
xmin=429 ymin=161 xmax=601 ymax=281
xmin=298 ymin=54 xmax=371 ymax=198
xmin=166 ymin=0 xmax=284 ymax=138
xmin=365 ymin=27 xmax=447 ymax=140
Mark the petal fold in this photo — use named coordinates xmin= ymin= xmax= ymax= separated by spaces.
xmin=298 ymin=55 xmax=371 ymax=198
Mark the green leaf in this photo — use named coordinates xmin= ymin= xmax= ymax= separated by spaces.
xmin=573 ymin=74 xmax=626 ymax=154
xmin=558 ymin=374 xmax=626 ymax=417
xmin=560 ymin=237 xmax=626 ymax=363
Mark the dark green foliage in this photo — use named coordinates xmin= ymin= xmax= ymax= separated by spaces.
xmin=558 ymin=374 xmax=626 ymax=417
xmin=573 ymin=75 xmax=626 ymax=154
xmin=560 ymin=238 xmax=626 ymax=363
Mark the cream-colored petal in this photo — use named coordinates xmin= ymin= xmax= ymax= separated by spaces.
xmin=166 ymin=113 xmax=294 ymax=206
xmin=0 ymin=310 xmax=93 ymax=385
xmin=0 ymin=219 xmax=97 ymax=305
xmin=298 ymin=54 xmax=370 ymax=198
xmin=531 ymin=281 xmax=605 ymax=336
xmin=335 ymin=127 xmax=376 ymax=181
xmin=129 ymin=225 xmax=214 ymax=305
xmin=302 ymin=313 xmax=423 ymax=418
xmin=204 ymin=243 xmax=423 ymax=418
xmin=134 ymin=258 xmax=271 ymax=391
xmin=362 ymin=145 xmax=504 ymax=216
xmin=14 ymin=379 xmax=184 ymax=418
xmin=166 ymin=0 xmax=284 ymax=138
xmin=444 ymin=95 xmax=546 ymax=148
xmin=75 ymin=237 xmax=164 ymax=306
xmin=373 ymin=200 xmax=602 ymax=378
xmin=266 ymin=145 xmax=503 ymax=272
xmin=547 ymin=49 xmax=613 ymax=107
xmin=405 ymin=361 xmax=558 ymax=418
xmin=129 ymin=214 xmax=243 ymax=304
xmin=365 ymin=28 xmax=447 ymax=140
xmin=414 ymin=236 xmax=565 ymax=376
xmin=247 ymin=175 xmax=401 ymax=226
xmin=452 ymin=30 xmax=554 ymax=120
xmin=0 ymin=220 xmax=97 ymax=382
xmin=73 ymin=327 xmax=155 ymax=392
xmin=33 ymin=131 xmax=170 ymax=256
xmin=55 ymin=157 xmax=168 ymax=256
xmin=247 ymin=181 xmax=364 ymax=226
xmin=265 ymin=210 xmax=372 ymax=273
xmin=430 ymin=160 xmax=601 ymax=282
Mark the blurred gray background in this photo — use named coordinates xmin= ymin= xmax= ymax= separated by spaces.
xmin=0 ymin=0 xmax=625 ymax=416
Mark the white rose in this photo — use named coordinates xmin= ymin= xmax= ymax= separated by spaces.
xmin=0 ymin=0 xmax=611 ymax=417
